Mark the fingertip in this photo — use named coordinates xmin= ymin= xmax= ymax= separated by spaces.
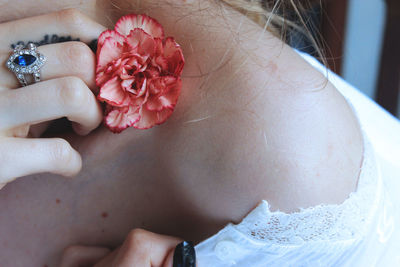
xmin=71 ymin=122 xmax=92 ymax=136
xmin=59 ymin=146 xmax=82 ymax=177
xmin=70 ymin=101 xmax=103 ymax=136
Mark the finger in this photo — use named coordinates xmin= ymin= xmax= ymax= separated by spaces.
xmin=3 ymin=124 xmax=30 ymax=138
xmin=1 ymin=41 xmax=97 ymax=89
xmin=0 ymin=8 xmax=105 ymax=50
xmin=163 ymin=246 xmax=176 ymax=267
xmin=92 ymin=248 xmax=119 ymax=267
xmin=95 ymin=229 xmax=182 ymax=267
xmin=60 ymin=246 xmax=110 ymax=267
xmin=0 ymin=137 xmax=82 ymax=182
xmin=0 ymin=76 xmax=103 ymax=135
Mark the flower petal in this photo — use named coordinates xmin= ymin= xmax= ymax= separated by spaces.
xmin=115 ymin=14 xmax=164 ymax=39
xmin=96 ymin=70 xmax=113 ymax=87
xmin=121 ymin=78 xmax=135 ymax=91
xmin=98 ymin=30 xmax=125 ymax=48
xmin=98 ymin=76 xmax=131 ymax=107
xmin=96 ymin=37 xmax=124 ymax=75
xmin=133 ymin=106 xmax=173 ymax=129
xmin=146 ymin=95 xmax=174 ymax=111
xmin=105 ymin=106 xmax=141 ymax=133
xmin=125 ymin=28 xmax=156 ymax=57
xmin=146 ymin=77 xmax=181 ymax=111
xmin=164 ymin=37 xmax=185 ymax=76
xmin=136 ymin=77 xmax=147 ymax=97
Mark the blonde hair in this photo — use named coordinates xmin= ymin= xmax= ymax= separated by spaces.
xmin=218 ymin=0 xmax=326 ymax=63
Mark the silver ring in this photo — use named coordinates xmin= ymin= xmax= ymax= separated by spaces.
xmin=6 ymin=43 xmax=46 ymax=87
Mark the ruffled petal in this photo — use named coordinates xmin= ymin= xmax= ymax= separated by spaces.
xmin=146 ymin=95 xmax=174 ymax=111
xmin=125 ymin=55 xmax=147 ymax=72
xmin=96 ymin=37 xmax=124 ymax=74
xmin=133 ymin=106 xmax=173 ymax=129
xmin=154 ymin=38 xmax=164 ymax=55
xmin=121 ymin=78 xmax=135 ymax=91
xmin=125 ymin=28 xmax=156 ymax=57
xmin=98 ymin=76 xmax=131 ymax=107
xmin=145 ymin=77 xmax=181 ymax=111
xmin=163 ymin=37 xmax=185 ymax=76
xmin=96 ymin=70 xmax=113 ymax=87
xmin=115 ymin=14 xmax=164 ymax=39
xmin=152 ymin=56 xmax=168 ymax=73
xmin=105 ymin=106 xmax=141 ymax=133
xmin=136 ymin=77 xmax=147 ymax=97
xmin=145 ymin=66 xmax=162 ymax=79
xmin=98 ymin=30 xmax=125 ymax=48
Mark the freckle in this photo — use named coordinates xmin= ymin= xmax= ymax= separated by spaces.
xmin=43 ymin=264 xmax=48 ymax=267
xmin=56 ymin=199 xmax=61 ymax=204
xmin=101 ymin=212 xmax=108 ymax=218
xmin=101 ymin=229 xmax=105 ymax=233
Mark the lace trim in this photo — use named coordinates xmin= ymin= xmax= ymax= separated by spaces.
xmin=234 ymin=131 xmax=382 ymax=245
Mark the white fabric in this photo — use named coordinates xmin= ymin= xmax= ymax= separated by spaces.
xmin=194 ymin=51 xmax=400 ymax=267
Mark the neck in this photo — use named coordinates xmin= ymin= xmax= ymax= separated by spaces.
xmin=0 ymin=2 xmax=365 ymax=266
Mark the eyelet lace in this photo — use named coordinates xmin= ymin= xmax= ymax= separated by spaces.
xmin=234 ymin=134 xmax=382 ymax=245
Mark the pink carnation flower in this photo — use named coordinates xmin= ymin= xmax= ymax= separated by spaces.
xmin=96 ymin=14 xmax=185 ymax=132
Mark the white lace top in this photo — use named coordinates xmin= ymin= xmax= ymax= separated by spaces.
xmin=234 ymin=131 xmax=379 ymax=246
xmin=194 ymin=51 xmax=400 ymax=267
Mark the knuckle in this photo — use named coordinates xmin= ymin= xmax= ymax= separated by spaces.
xmin=48 ymin=138 xmax=73 ymax=164
xmin=64 ymin=42 xmax=95 ymax=75
xmin=58 ymin=77 xmax=91 ymax=110
xmin=126 ymin=229 xmax=150 ymax=251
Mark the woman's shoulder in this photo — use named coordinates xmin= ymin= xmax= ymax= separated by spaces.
xmin=193 ymin=52 xmax=388 ymax=266
xmin=239 ymin=46 xmax=366 ymax=213
xmin=175 ymin=41 xmax=366 ymax=226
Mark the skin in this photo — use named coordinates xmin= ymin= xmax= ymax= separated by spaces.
xmin=59 ymin=229 xmax=185 ymax=266
xmin=0 ymin=0 xmax=363 ymax=266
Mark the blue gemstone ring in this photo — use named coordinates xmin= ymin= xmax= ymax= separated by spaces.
xmin=6 ymin=43 xmax=46 ymax=87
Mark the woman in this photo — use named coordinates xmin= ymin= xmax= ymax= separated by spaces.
xmin=0 ymin=0 xmax=399 ymax=266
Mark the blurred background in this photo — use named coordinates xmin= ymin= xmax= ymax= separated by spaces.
xmin=289 ymin=0 xmax=400 ymax=119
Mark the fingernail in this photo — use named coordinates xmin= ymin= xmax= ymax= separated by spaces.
xmin=173 ymin=241 xmax=196 ymax=267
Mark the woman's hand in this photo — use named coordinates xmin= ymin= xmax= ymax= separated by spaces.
xmin=59 ymin=228 xmax=196 ymax=267
xmin=0 ymin=9 xmax=106 ymax=189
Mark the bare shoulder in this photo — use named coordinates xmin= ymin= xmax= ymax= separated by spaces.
xmin=168 ymin=43 xmax=364 ymax=228
xmin=232 ymin=45 xmax=365 ymax=214
xmin=153 ymin=9 xmax=365 ymax=226
xmin=262 ymin=75 xmax=364 ymax=212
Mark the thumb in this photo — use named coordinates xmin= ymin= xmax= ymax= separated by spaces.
xmin=59 ymin=245 xmax=111 ymax=267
